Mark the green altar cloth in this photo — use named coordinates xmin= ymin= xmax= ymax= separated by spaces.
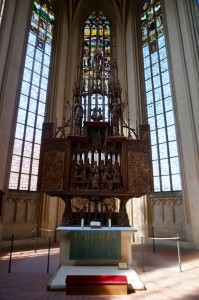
xmin=69 ymin=230 xmax=121 ymax=260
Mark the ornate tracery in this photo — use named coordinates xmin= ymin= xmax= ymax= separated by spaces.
xmin=37 ymin=11 xmax=154 ymax=227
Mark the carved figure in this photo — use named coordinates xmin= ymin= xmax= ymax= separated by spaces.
xmin=84 ymin=158 xmax=92 ymax=188
xmin=92 ymin=172 xmax=100 ymax=189
xmin=74 ymin=102 xmax=83 ymax=124
xmin=91 ymin=107 xmax=103 ymax=121
xmin=74 ymin=102 xmax=83 ymax=134
xmin=113 ymin=161 xmax=121 ymax=189
xmin=97 ymin=107 xmax=103 ymax=121
xmin=91 ymin=107 xmax=98 ymax=121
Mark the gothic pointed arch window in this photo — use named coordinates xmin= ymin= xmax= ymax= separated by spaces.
xmin=8 ymin=0 xmax=55 ymax=191
xmin=140 ymin=0 xmax=182 ymax=192
xmin=81 ymin=10 xmax=111 ymax=123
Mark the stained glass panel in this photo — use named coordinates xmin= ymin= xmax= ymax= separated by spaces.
xmin=82 ymin=11 xmax=111 ymax=122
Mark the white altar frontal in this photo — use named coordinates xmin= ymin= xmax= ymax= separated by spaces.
xmin=56 ymin=226 xmax=137 ymax=267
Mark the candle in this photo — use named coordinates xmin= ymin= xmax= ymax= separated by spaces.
xmin=108 ymin=219 xmax=111 ymax=228
xmin=81 ymin=219 xmax=84 ymax=228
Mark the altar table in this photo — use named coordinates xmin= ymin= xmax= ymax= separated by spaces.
xmin=56 ymin=226 xmax=137 ymax=266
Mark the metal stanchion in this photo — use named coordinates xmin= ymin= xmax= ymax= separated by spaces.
xmin=176 ymin=234 xmax=182 ymax=272
xmin=152 ymin=226 xmax=156 ymax=253
xmin=47 ymin=236 xmax=51 ymax=273
xmin=8 ymin=234 xmax=14 ymax=273
xmin=34 ymin=226 xmax=39 ymax=253
xmin=141 ymin=237 xmax=145 ymax=272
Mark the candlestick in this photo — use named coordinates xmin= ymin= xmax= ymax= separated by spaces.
xmin=81 ymin=219 xmax=84 ymax=228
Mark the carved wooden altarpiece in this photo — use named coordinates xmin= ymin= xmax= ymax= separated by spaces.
xmin=37 ymin=32 xmax=153 ymax=227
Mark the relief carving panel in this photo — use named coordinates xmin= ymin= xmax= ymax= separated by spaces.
xmin=41 ymin=151 xmax=65 ymax=191
xmin=128 ymin=150 xmax=152 ymax=193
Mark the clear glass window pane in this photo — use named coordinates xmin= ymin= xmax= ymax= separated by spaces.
xmin=35 ymin=129 xmax=42 ymax=143
xmin=23 ymin=68 xmax=32 ymax=82
xmin=8 ymin=1 xmax=55 ymax=191
xmin=153 ymin=75 xmax=161 ymax=88
xmin=13 ymin=139 xmax=23 ymax=156
xmin=27 ymin=112 xmax=36 ymax=127
xmin=32 ymin=159 xmax=39 ymax=175
xmin=144 ymin=67 xmax=151 ymax=80
xmin=24 ymin=141 xmax=32 ymax=157
xmin=159 ymin=143 xmax=168 ymax=159
xmin=38 ymin=102 xmax=45 ymax=116
xmin=160 ymin=58 xmax=168 ymax=72
xmin=33 ymin=144 xmax=41 ymax=159
xmin=27 ymin=44 xmax=35 ymax=58
xmin=29 ymin=98 xmax=37 ymax=113
xmin=152 ymin=145 xmax=158 ymax=160
xmin=15 ymin=124 xmax=25 ymax=139
xmin=154 ymin=87 xmax=162 ymax=101
xmin=20 ymin=174 xmax=29 ymax=190
xmin=21 ymin=157 xmax=31 ymax=173
xmin=11 ymin=155 xmax=21 ymax=172
xmin=155 ymin=100 xmax=163 ymax=114
xmin=146 ymin=91 xmax=154 ymax=104
xmin=150 ymin=130 xmax=157 ymax=145
xmin=30 ymin=85 xmax=39 ymax=99
xmin=17 ymin=109 xmax=26 ymax=124
xmin=163 ymin=83 xmax=171 ymax=98
xmin=166 ymin=110 xmax=174 ymax=126
xmin=25 ymin=126 xmax=34 ymax=142
xmin=164 ymin=97 xmax=173 ymax=111
xmin=30 ymin=175 xmax=38 ymax=190
xmin=9 ymin=173 xmax=19 ymax=189
xmin=158 ymin=128 xmax=166 ymax=143
xmin=25 ymin=55 xmax=34 ymax=70
xmin=162 ymin=71 xmax=169 ymax=84
xmin=169 ymin=141 xmax=178 ymax=157
xmin=148 ymin=117 xmax=156 ymax=131
xmin=167 ymin=125 xmax=176 ymax=141
xmin=172 ymin=174 xmax=181 ymax=191
xmin=147 ymin=103 xmax=154 ymax=118
xmin=154 ymin=176 xmax=161 ymax=192
xmin=161 ymin=175 xmax=171 ymax=191
xmin=145 ymin=78 xmax=153 ymax=91
xmin=152 ymin=160 xmax=159 ymax=176
xmin=156 ymin=114 xmax=165 ymax=128
xmin=152 ymin=63 xmax=159 ymax=76
xmin=19 ymin=95 xmax=28 ymax=110
xmin=160 ymin=159 xmax=169 ymax=175
xmin=34 ymin=60 xmax=42 ymax=74
xmin=170 ymin=157 xmax=180 ymax=174
xmin=29 ymin=32 xmax=37 ymax=46
xmin=21 ymin=82 xmax=30 ymax=96
xmin=36 ymin=115 xmax=44 ymax=129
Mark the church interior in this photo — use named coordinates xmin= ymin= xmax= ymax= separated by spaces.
xmin=0 ymin=0 xmax=199 ymax=298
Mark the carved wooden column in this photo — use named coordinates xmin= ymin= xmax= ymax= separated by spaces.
xmin=117 ymin=198 xmax=130 ymax=226
xmin=61 ymin=196 xmax=72 ymax=226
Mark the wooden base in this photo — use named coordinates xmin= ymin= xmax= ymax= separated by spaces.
xmin=66 ymin=284 xmax=127 ymax=295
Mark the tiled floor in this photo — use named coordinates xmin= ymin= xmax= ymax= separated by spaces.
xmin=0 ymin=241 xmax=199 ymax=300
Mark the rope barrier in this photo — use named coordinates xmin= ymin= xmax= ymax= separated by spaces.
xmin=148 ymin=237 xmax=180 ymax=240
xmin=141 ymin=233 xmax=182 ymax=273
xmin=8 ymin=227 xmax=55 ymax=273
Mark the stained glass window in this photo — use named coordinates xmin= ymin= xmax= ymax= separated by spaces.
xmin=141 ymin=0 xmax=182 ymax=192
xmin=82 ymin=11 xmax=111 ymax=122
xmin=9 ymin=0 xmax=55 ymax=191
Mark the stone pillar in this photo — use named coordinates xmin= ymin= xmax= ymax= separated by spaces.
xmin=163 ymin=0 xmax=199 ymax=245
